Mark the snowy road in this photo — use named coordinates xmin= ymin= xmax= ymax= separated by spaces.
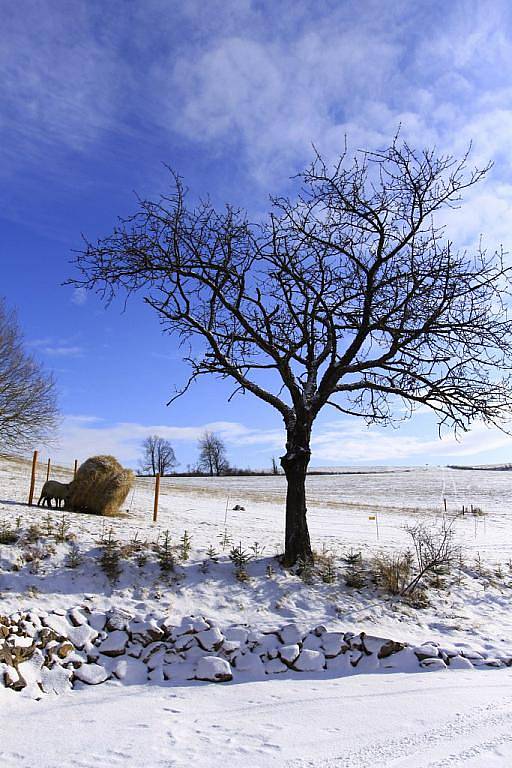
xmin=2 ymin=671 xmax=512 ymax=767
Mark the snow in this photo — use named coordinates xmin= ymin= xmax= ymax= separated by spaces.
xmin=2 ymin=672 xmax=512 ymax=767
xmin=2 ymin=454 xmax=512 ymax=765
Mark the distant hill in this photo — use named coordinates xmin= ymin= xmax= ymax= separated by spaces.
xmin=448 ymin=463 xmax=512 ymax=471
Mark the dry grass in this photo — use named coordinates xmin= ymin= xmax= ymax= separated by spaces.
xmin=372 ymin=551 xmax=414 ymax=595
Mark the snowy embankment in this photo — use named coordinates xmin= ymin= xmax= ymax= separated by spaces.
xmin=2 ymin=454 xmax=512 ymax=766
xmin=1 ymin=602 xmax=504 ymax=700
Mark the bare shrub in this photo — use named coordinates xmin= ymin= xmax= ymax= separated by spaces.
xmin=402 ymin=516 xmax=460 ymax=595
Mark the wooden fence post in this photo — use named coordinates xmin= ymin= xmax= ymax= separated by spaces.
xmin=28 ymin=450 xmax=38 ymax=506
xmin=74 ymin=459 xmax=78 ymax=479
xmin=46 ymin=458 xmax=51 ymax=482
xmin=153 ymin=473 xmax=160 ymax=523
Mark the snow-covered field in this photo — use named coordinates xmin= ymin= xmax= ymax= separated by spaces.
xmin=2 ymin=454 xmax=512 ymax=767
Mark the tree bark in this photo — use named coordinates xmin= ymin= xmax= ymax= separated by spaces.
xmin=281 ymin=420 xmax=313 ymax=566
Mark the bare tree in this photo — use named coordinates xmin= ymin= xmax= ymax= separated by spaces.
xmin=140 ymin=434 xmax=177 ymax=475
xmin=0 ymin=298 xmax=58 ymax=453
xmin=70 ymin=138 xmax=512 ymax=565
xmin=197 ymin=430 xmax=229 ymax=476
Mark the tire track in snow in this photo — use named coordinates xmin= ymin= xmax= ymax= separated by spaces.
xmin=426 ymin=731 xmax=512 ymax=767
xmin=286 ymin=697 xmax=512 ymax=768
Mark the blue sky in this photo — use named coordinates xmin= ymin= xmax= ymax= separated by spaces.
xmin=4 ymin=0 xmax=512 ymax=470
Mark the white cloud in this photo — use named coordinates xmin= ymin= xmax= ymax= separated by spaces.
xmin=48 ymin=415 xmax=283 ymax=467
xmin=168 ymin=25 xmax=400 ymax=182
xmin=29 ymin=338 xmax=83 ymax=358
xmin=44 ymin=413 xmax=512 ymax=469
xmin=71 ymin=288 xmax=87 ymax=307
xmin=310 ymin=421 xmax=512 ymax=464
xmin=0 ymin=3 xmax=129 ymax=173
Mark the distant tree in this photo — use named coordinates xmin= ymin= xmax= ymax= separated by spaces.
xmin=0 ymin=298 xmax=58 ymax=452
xmin=271 ymin=457 xmax=280 ymax=475
xmin=70 ymin=138 xmax=512 ymax=565
xmin=140 ymin=434 xmax=178 ymax=475
xmin=197 ymin=431 xmax=229 ymax=476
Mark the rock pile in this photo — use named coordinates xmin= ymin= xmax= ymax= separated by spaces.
xmin=1 ymin=608 xmax=510 ymax=699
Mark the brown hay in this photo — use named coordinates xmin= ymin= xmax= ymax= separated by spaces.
xmin=67 ymin=455 xmax=134 ymax=517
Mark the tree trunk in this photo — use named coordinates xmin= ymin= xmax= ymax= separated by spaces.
xmin=280 ymin=421 xmax=313 ymax=566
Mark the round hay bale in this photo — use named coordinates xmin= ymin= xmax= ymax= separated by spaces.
xmin=67 ymin=455 xmax=134 ymax=516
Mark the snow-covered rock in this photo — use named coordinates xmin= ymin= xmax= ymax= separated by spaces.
xmin=148 ymin=666 xmax=165 ymax=682
xmin=478 ymin=658 xmax=505 ymax=668
xmin=461 ymin=649 xmax=485 ymax=660
xmin=265 ymin=657 xmax=288 ymax=674
xmin=195 ymin=656 xmax=232 ymax=682
xmin=98 ymin=630 xmax=129 ymax=657
xmin=321 ymin=632 xmax=347 ymax=658
xmin=74 ymin=663 xmax=110 ymax=685
xmin=414 ymin=644 xmax=440 ymax=661
xmin=184 ymin=645 xmax=210 ymax=662
xmin=449 ymin=655 xmax=474 ymax=670
xmin=234 ymin=651 xmax=264 ymax=674
xmin=196 ymin=626 xmax=224 ymax=651
xmin=302 ymin=633 xmax=323 ymax=651
xmin=55 ymin=641 xmax=75 ymax=659
xmin=126 ymin=642 xmax=144 ymax=658
xmin=106 ymin=610 xmax=131 ymax=632
xmin=222 ymin=640 xmax=241 ymax=654
xmin=294 ymin=649 xmax=325 ymax=672
xmin=146 ymin=648 xmax=167 ymax=670
xmin=41 ymin=614 xmax=73 ymax=639
xmin=164 ymin=659 xmax=196 ymax=682
xmin=224 ymin=627 xmax=249 ymax=645
xmin=3 ymin=664 xmax=21 ymax=688
xmin=174 ymin=634 xmax=196 ymax=652
xmin=278 ymin=644 xmax=300 ymax=665
xmin=191 ymin=617 xmax=210 ymax=632
xmin=68 ymin=623 xmax=98 ymax=649
xmin=10 ymin=634 xmax=34 ymax=648
xmin=278 ymin=624 xmax=303 ymax=645
xmin=253 ymin=633 xmax=281 ymax=655
xmin=377 ymin=640 xmax=406 ymax=659
xmin=129 ymin=619 xmax=164 ymax=644
xmin=112 ymin=657 xmax=148 ymax=684
xmin=68 ymin=608 xmax=88 ymax=627
xmin=40 ymin=664 xmax=72 ymax=695
xmin=420 ymin=658 xmax=447 ymax=671
xmin=88 ymin=612 xmax=107 ymax=632
xmin=42 ymin=614 xmax=97 ymax=648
